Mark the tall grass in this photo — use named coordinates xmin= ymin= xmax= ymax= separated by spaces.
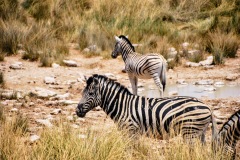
xmin=207 ymin=29 xmax=239 ymax=64
xmin=0 ymin=0 xmax=239 ymax=64
xmin=0 ymin=110 xmax=232 ymax=160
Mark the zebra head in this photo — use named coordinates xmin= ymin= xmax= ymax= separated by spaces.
xmin=111 ymin=36 xmax=123 ymax=58
xmin=76 ymin=76 xmax=101 ymax=117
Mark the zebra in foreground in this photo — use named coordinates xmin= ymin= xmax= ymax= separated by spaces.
xmin=111 ymin=35 xmax=167 ymax=97
xmin=76 ymin=74 xmax=216 ymax=143
xmin=213 ymin=109 xmax=240 ymax=159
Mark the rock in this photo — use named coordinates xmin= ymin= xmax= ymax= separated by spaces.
xmin=50 ymin=109 xmax=62 ymax=115
xmin=31 ymin=87 xmax=57 ymax=98
xmin=199 ymin=56 xmax=213 ymax=66
xmin=78 ymin=134 xmax=87 ymax=139
xmin=92 ymin=106 xmax=102 ymax=111
xmin=71 ymin=124 xmax=80 ymax=129
xmin=10 ymin=108 xmax=19 ymax=112
xmin=29 ymin=135 xmax=40 ymax=143
xmin=185 ymin=62 xmax=200 ymax=67
xmin=58 ymin=100 xmax=78 ymax=105
xmin=17 ymin=49 xmax=26 ymax=54
xmin=176 ymin=79 xmax=187 ymax=85
xmin=63 ymin=60 xmax=78 ymax=67
xmin=169 ymin=91 xmax=178 ymax=96
xmin=34 ymin=108 xmax=41 ymax=112
xmin=66 ymin=116 xmax=74 ymax=121
xmin=0 ymin=90 xmax=18 ymax=99
xmin=36 ymin=119 xmax=53 ymax=128
xmin=182 ymin=42 xmax=189 ymax=50
xmin=194 ymin=80 xmax=214 ymax=85
xmin=214 ymin=81 xmax=224 ymax=87
xmin=225 ymin=74 xmax=238 ymax=81
xmin=76 ymin=117 xmax=86 ymax=123
xmin=204 ymin=87 xmax=216 ymax=91
xmin=9 ymin=62 xmax=23 ymax=70
xmin=168 ymin=47 xmax=178 ymax=58
xmin=52 ymin=63 xmax=60 ymax=68
xmin=54 ymin=93 xmax=70 ymax=100
xmin=44 ymin=77 xmax=56 ymax=84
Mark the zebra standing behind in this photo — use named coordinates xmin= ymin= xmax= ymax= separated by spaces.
xmin=111 ymin=35 xmax=167 ymax=97
xmin=213 ymin=110 xmax=240 ymax=159
xmin=76 ymin=74 xmax=216 ymax=143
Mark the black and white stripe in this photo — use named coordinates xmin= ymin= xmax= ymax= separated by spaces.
xmin=111 ymin=35 xmax=167 ymax=97
xmin=214 ymin=110 xmax=240 ymax=159
xmin=76 ymin=74 xmax=216 ymax=143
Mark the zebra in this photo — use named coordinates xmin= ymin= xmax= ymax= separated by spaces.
xmin=111 ymin=35 xmax=167 ymax=98
xmin=76 ymin=74 xmax=216 ymax=143
xmin=213 ymin=110 xmax=240 ymax=159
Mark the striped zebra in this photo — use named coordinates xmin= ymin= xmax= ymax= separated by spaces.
xmin=76 ymin=74 xmax=216 ymax=143
xmin=111 ymin=35 xmax=167 ymax=97
xmin=213 ymin=110 xmax=240 ymax=159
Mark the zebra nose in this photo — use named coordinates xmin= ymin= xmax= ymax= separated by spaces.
xmin=111 ymin=52 xmax=117 ymax=58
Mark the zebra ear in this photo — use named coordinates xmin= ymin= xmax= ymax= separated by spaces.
xmin=114 ymin=35 xmax=121 ymax=42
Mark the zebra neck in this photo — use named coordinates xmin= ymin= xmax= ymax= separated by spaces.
xmin=99 ymin=82 xmax=131 ymax=121
xmin=121 ymin=48 xmax=135 ymax=62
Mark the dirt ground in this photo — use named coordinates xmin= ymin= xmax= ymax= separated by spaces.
xmin=1 ymin=47 xmax=240 ymax=157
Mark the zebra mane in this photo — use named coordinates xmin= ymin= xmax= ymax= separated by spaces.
xmin=118 ymin=35 xmax=135 ymax=52
xmin=218 ymin=109 xmax=240 ymax=133
xmin=91 ymin=74 xmax=132 ymax=94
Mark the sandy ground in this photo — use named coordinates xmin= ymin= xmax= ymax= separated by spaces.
xmin=1 ymin=47 xmax=240 ymax=157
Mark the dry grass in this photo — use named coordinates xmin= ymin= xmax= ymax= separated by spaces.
xmin=0 ymin=0 xmax=239 ymax=65
xmin=0 ymin=109 xmax=232 ymax=160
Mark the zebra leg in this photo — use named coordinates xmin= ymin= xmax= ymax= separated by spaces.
xmin=128 ymin=74 xmax=138 ymax=95
xmin=152 ymin=74 xmax=163 ymax=97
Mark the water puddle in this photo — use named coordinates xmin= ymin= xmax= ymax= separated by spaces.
xmin=140 ymin=83 xmax=240 ymax=99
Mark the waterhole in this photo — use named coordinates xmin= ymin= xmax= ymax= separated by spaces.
xmin=140 ymin=83 xmax=240 ymax=99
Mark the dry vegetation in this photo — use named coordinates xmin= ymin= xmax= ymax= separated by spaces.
xmin=0 ymin=0 xmax=239 ymax=66
xmin=0 ymin=106 xmax=232 ymax=160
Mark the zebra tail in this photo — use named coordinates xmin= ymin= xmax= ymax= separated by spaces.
xmin=161 ymin=63 xmax=166 ymax=91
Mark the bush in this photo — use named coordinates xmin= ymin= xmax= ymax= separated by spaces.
xmin=207 ymin=30 xmax=239 ymax=64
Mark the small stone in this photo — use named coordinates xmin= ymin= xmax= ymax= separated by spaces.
xmin=176 ymin=79 xmax=187 ymax=85
xmin=71 ymin=124 xmax=80 ymax=129
xmin=78 ymin=134 xmax=87 ymax=139
xmin=44 ymin=77 xmax=56 ymax=84
xmin=66 ymin=116 xmax=74 ymax=121
xmin=10 ymin=108 xmax=19 ymax=112
xmin=36 ymin=119 xmax=53 ymax=128
xmin=52 ymin=63 xmax=60 ymax=68
xmin=50 ymin=109 xmax=62 ymax=115
xmin=63 ymin=60 xmax=78 ymax=67
xmin=30 ymin=135 xmax=40 ymax=143
xmin=92 ymin=106 xmax=102 ymax=111
xmin=225 ymin=74 xmax=238 ymax=81
xmin=31 ymin=87 xmax=57 ymax=98
xmin=9 ymin=62 xmax=23 ymax=70
xmin=204 ymin=87 xmax=216 ymax=91
xmin=199 ymin=56 xmax=213 ymax=66
xmin=185 ymin=62 xmax=200 ymax=67
xmin=169 ymin=91 xmax=178 ymax=96
xmin=194 ymin=80 xmax=214 ymax=85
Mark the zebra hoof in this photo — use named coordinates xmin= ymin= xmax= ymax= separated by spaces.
xmin=122 ymin=69 xmax=126 ymax=73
